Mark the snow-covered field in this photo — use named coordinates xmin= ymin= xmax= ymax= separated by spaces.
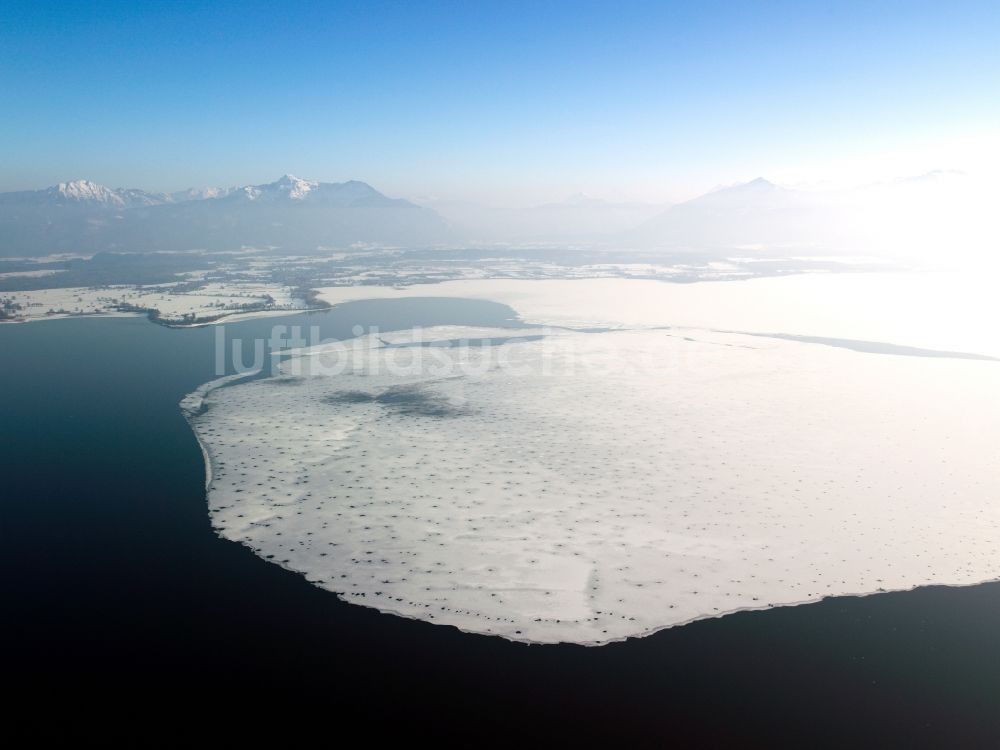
xmin=1 ymin=282 xmax=307 ymax=324
xmin=0 ymin=246 xmax=894 ymax=324
xmin=185 ymin=274 xmax=1000 ymax=644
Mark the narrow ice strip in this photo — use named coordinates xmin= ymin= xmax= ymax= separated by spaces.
xmin=285 ymin=325 xmax=562 ymax=362
xmin=316 ymin=272 xmax=1000 ymax=357
xmin=186 ymin=326 xmax=1000 ymax=645
xmin=718 ymin=331 xmax=1000 ymax=361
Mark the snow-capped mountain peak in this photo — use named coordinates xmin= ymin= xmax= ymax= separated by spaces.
xmin=227 ymin=175 xmax=321 ymax=201
xmin=47 ymin=180 xmax=170 ymax=208
xmin=272 ymin=174 xmax=319 ymax=199
xmin=55 ymin=179 xmax=126 ymax=206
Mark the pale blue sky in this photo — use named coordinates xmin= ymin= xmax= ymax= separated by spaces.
xmin=2 ymin=0 xmax=998 ymax=203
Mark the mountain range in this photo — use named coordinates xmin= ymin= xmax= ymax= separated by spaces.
xmin=0 ymin=172 xmax=988 ymax=259
xmin=0 ymin=175 xmax=449 ymax=256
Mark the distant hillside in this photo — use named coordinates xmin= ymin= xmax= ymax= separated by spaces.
xmin=627 ymin=178 xmax=838 ymax=254
xmin=420 ymin=194 xmax=665 ymax=242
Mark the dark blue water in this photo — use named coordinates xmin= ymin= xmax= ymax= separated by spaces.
xmin=3 ymin=300 xmax=1000 ymax=745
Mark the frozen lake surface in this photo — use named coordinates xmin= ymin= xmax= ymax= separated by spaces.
xmin=186 ymin=274 xmax=1000 ymax=644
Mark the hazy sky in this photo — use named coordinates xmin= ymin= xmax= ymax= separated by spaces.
xmin=2 ymin=0 xmax=998 ymax=204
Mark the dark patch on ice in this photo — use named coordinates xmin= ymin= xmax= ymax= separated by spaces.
xmin=324 ymin=384 xmax=471 ymax=418
xmin=260 ymin=376 xmax=308 ymax=386
xmin=326 ymin=391 xmax=378 ymax=404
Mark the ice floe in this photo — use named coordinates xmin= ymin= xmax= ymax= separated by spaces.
xmin=185 ymin=320 xmax=1000 ymax=644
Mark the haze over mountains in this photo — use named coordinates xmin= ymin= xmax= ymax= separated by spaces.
xmin=0 ymin=172 xmax=992 ymax=261
xmin=630 ymin=171 xmax=997 ymax=261
xmin=627 ymin=178 xmax=835 ymax=253
xmin=417 ymin=194 xmax=666 ymax=242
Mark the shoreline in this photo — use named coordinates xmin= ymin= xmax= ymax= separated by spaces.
xmin=179 ymin=368 xmax=264 ymax=491
xmin=0 ymin=304 xmax=330 ymax=328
